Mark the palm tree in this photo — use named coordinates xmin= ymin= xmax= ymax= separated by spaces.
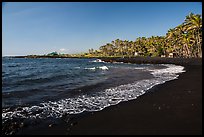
xmin=94 ymin=13 xmax=201 ymax=58
xmin=184 ymin=13 xmax=202 ymax=57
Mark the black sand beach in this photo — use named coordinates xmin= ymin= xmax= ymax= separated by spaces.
xmin=14 ymin=57 xmax=202 ymax=135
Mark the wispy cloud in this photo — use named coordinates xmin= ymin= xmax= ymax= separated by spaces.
xmin=59 ymin=48 xmax=66 ymax=52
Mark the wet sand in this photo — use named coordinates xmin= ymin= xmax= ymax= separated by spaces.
xmin=16 ymin=57 xmax=202 ymax=135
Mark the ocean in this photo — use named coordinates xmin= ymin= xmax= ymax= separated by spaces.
xmin=2 ymin=57 xmax=185 ymax=134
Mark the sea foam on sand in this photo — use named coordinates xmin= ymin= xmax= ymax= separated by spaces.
xmin=2 ymin=64 xmax=185 ymax=124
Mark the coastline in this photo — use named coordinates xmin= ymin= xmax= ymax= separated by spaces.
xmin=13 ymin=57 xmax=202 ymax=135
xmin=100 ymin=57 xmax=202 ymax=66
xmin=67 ymin=58 xmax=202 ymax=135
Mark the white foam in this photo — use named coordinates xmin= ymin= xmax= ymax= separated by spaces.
xmin=112 ymin=62 xmax=124 ymax=64
xmin=2 ymin=64 xmax=185 ymax=123
xmin=150 ymin=64 xmax=185 ymax=78
xmin=90 ymin=59 xmax=104 ymax=63
xmin=84 ymin=66 xmax=109 ymax=70
xmin=99 ymin=66 xmax=109 ymax=70
xmin=85 ymin=67 xmax=96 ymax=70
xmin=134 ymin=67 xmax=146 ymax=70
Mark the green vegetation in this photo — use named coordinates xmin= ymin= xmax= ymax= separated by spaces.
xmin=47 ymin=51 xmax=58 ymax=56
xmin=87 ymin=13 xmax=202 ymax=58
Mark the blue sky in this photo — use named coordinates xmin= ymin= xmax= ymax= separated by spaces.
xmin=2 ymin=2 xmax=202 ymax=56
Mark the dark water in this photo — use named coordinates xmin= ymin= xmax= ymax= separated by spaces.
xmin=2 ymin=57 xmax=185 ymax=135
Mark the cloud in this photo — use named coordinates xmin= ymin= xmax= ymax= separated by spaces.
xmin=59 ymin=48 xmax=66 ymax=52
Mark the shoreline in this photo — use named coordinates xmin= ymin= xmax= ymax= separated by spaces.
xmin=5 ymin=55 xmax=202 ymax=65
xmin=11 ymin=58 xmax=202 ymax=135
xmin=99 ymin=57 xmax=202 ymax=66
xmin=68 ymin=58 xmax=202 ymax=135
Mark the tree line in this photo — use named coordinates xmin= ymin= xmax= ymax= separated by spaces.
xmin=88 ymin=13 xmax=202 ymax=58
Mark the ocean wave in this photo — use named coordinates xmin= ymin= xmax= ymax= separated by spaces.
xmin=134 ymin=67 xmax=146 ymax=70
xmin=2 ymin=64 xmax=185 ymax=125
xmin=85 ymin=66 xmax=109 ymax=70
xmin=85 ymin=67 xmax=96 ymax=70
xmin=99 ymin=66 xmax=109 ymax=70
xmin=90 ymin=59 xmax=104 ymax=63
xmin=150 ymin=64 xmax=185 ymax=78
